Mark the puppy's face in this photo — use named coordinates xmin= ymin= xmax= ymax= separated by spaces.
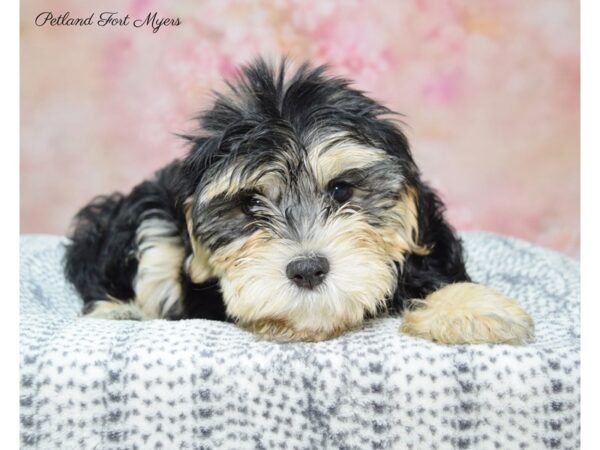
xmin=183 ymin=60 xmax=427 ymax=340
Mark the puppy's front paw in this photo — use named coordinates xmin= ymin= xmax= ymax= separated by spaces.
xmin=400 ymin=282 xmax=534 ymax=345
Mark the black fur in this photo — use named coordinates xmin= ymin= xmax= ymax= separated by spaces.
xmin=64 ymin=57 xmax=469 ymax=321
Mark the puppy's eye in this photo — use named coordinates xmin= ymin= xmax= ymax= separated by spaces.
xmin=329 ymin=181 xmax=354 ymax=204
xmin=240 ymin=193 xmax=264 ymax=215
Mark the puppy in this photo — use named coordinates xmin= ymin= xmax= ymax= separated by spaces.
xmin=65 ymin=58 xmax=534 ymax=344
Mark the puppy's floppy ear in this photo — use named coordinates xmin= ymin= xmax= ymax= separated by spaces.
xmin=171 ymin=136 xmax=220 ymax=284
xmin=182 ymin=197 xmax=215 ymax=284
xmin=382 ymin=185 xmax=431 ymax=261
xmin=391 ymin=181 xmax=470 ymax=310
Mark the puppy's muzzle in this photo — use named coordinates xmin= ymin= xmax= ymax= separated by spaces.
xmin=286 ymin=255 xmax=330 ymax=290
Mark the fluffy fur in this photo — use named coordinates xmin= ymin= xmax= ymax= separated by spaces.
xmin=65 ymin=58 xmax=534 ymax=344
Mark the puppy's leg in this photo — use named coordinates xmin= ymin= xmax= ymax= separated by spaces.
xmin=66 ymin=162 xmax=193 ymax=320
xmin=133 ymin=218 xmax=186 ymax=319
xmin=81 ymin=219 xmax=186 ymax=321
xmin=400 ymin=282 xmax=534 ymax=345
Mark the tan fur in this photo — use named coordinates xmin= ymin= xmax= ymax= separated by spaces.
xmin=183 ymin=198 xmax=215 ymax=283
xmin=211 ymin=210 xmax=397 ymax=341
xmin=199 ymin=166 xmax=284 ymax=204
xmin=133 ymin=219 xmax=185 ymax=319
xmin=241 ymin=317 xmax=349 ymax=342
xmin=198 ymin=165 xmax=246 ymax=203
xmin=308 ymin=134 xmax=389 ymax=186
xmin=400 ymin=282 xmax=535 ymax=345
xmin=84 ymin=299 xmax=147 ymax=320
xmin=381 ymin=186 xmax=430 ymax=262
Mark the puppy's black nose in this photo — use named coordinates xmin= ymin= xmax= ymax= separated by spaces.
xmin=286 ymin=256 xmax=330 ymax=290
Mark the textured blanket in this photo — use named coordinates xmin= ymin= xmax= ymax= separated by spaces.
xmin=20 ymin=232 xmax=580 ymax=450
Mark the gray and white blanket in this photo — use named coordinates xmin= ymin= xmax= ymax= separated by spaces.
xmin=20 ymin=232 xmax=580 ymax=449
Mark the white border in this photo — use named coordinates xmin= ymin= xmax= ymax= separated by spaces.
xmin=581 ymin=0 xmax=598 ymax=447
xmin=1 ymin=0 xmax=20 ymax=447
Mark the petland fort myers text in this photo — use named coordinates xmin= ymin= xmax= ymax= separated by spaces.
xmin=35 ymin=11 xmax=181 ymax=33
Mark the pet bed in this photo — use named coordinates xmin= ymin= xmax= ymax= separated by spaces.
xmin=20 ymin=232 xmax=580 ymax=449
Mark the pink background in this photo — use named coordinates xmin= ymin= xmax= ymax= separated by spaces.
xmin=20 ymin=0 xmax=580 ymax=257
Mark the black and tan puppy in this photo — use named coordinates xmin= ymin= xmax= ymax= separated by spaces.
xmin=65 ymin=58 xmax=534 ymax=344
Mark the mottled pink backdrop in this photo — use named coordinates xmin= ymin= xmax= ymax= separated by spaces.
xmin=20 ymin=0 xmax=580 ymax=257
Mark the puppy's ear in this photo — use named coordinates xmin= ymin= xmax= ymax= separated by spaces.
xmin=382 ymin=186 xmax=431 ymax=261
xmin=391 ymin=182 xmax=470 ymax=309
xmin=183 ymin=197 xmax=215 ymax=283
